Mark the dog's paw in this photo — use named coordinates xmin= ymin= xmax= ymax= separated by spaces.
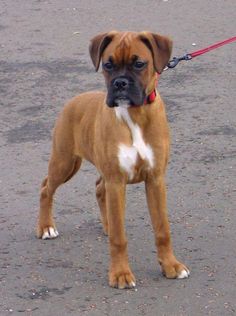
xmin=160 ymin=258 xmax=190 ymax=279
xmin=37 ymin=226 xmax=59 ymax=240
xmin=42 ymin=227 xmax=59 ymax=240
xmin=177 ymin=268 xmax=190 ymax=279
xmin=109 ymin=269 xmax=136 ymax=289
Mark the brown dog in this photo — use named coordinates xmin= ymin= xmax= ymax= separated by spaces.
xmin=37 ymin=31 xmax=190 ymax=288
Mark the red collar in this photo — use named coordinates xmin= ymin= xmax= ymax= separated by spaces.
xmin=144 ymin=89 xmax=157 ymax=104
xmin=144 ymin=73 xmax=159 ymax=105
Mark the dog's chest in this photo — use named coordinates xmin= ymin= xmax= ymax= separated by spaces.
xmin=115 ymin=107 xmax=154 ymax=180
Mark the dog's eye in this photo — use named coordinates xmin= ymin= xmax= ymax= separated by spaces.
xmin=103 ymin=62 xmax=114 ymax=71
xmin=133 ymin=61 xmax=146 ymax=70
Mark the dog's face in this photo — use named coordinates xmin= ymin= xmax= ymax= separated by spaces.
xmin=89 ymin=31 xmax=172 ymax=107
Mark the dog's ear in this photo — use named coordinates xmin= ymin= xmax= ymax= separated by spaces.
xmin=89 ymin=32 xmax=117 ymax=71
xmin=139 ymin=32 xmax=172 ymax=74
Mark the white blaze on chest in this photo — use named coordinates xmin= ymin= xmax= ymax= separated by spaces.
xmin=115 ymin=106 xmax=154 ymax=179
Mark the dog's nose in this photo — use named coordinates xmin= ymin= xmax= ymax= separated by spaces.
xmin=113 ymin=77 xmax=129 ymax=90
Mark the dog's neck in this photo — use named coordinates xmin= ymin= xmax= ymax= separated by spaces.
xmin=115 ymin=105 xmax=148 ymax=130
xmin=115 ymin=99 xmax=156 ymax=128
xmin=144 ymin=73 xmax=159 ymax=104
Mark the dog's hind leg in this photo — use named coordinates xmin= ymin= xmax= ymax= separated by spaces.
xmin=96 ymin=177 xmax=108 ymax=235
xmin=37 ymin=153 xmax=82 ymax=239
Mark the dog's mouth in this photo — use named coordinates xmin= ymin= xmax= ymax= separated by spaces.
xmin=114 ymin=97 xmax=132 ymax=108
xmin=106 ymin=95 xmax=145 ymax=108
xmin=106 ymin=95 xmax=131 ymax=108
xmin=115 ymin=98 xmax=131 ymax=109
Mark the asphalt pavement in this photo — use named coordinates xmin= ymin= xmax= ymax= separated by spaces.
xmin=0 ymin=1 xmax=235 ymax=315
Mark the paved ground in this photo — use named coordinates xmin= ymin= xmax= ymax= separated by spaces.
xmin=0 ymin=1 xmax=235 ymax=315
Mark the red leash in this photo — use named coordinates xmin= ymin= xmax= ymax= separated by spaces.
xmin=166 ymin=36 xmax=236 ymax=69
xmin=190 ymin=36 xmax=236 ymax=58
xmin=146 ymin=37 xmax=235 ymax=103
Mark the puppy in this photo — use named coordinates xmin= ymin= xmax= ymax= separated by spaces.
xmin=37 ymin=31 xmax=190 ymax=289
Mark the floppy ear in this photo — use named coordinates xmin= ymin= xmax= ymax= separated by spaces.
xmin=89 ymin=32 xmax=117 ymax=71
xmin=139 ymin=32 xmax=172 ymax=74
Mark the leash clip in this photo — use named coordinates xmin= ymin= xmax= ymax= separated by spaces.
xmin=165 ymin=54 xmax=192 ymax=70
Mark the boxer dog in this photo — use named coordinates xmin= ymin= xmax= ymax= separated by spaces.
xmin=37 ymin=31 xmax=190 ymax=289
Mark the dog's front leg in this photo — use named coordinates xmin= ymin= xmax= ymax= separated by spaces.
xmin=145 ymin=176 xmax=190 ymax=279
xmin=105 ymin=181 xmax=136 ymax=289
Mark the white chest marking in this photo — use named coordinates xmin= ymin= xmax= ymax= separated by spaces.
xmin=115 ymin=106 xmax=154 ymax=179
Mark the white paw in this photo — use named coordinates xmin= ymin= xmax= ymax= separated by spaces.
xmin=177 ymin=268 xmax=190 ymax=279
xmin=42 ymin=227 xmax=59 ymax=240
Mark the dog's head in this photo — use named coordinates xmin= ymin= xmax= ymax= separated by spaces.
xmin=89 ymin=31 xmax=172 ymax=107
